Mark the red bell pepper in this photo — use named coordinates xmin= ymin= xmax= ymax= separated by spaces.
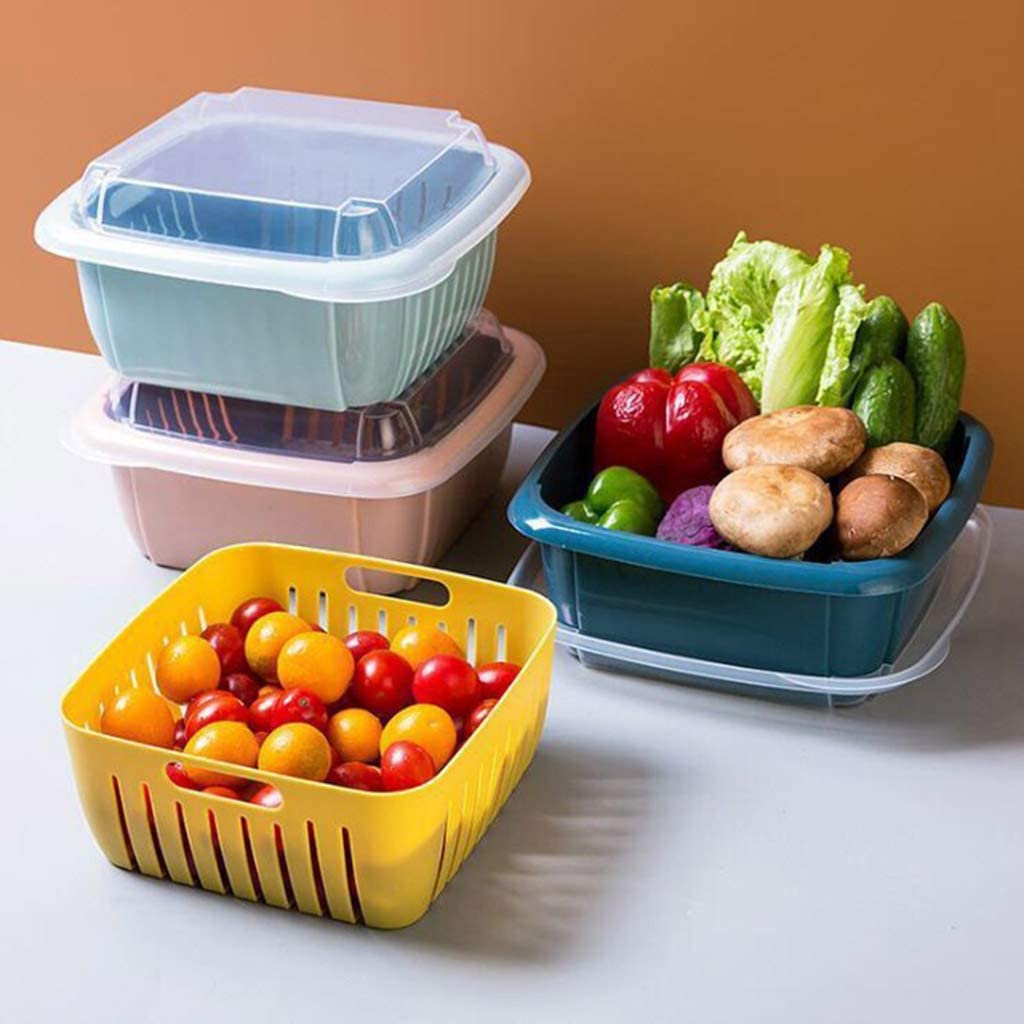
xmin=595 ymin=362 xmax=756 ymax=503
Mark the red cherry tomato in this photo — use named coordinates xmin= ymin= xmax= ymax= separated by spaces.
xmin=380 ymin=742 xmax=435 ymax=791
xmin=172 ymin=719 xmax=187 ymax=750
xmin=344 ymin=630 xmax=391 ymax=665
xmin=309 ymin=624 xmax=326 ymax=633
xmin=184 ymin=693 xmax=249 ymax=740
xmin=412 ymin=655 xmax=481 ymax=717
xmin=463 ymin=699 xmax=498 ymax=740
xmin=351 ymin=650 xmax=414 ymax=718
xmin=248 ymin=784 xmax=282 ymax=808
xmin=186 ymin=689 xmax=224 ymax=716
xmin=166 ymin=761 xmax=199 ymax=790
xmin=270 ymin=688 xmax=328 ymax=732
xmin=675 ymin=362 xmax=758 ymax=423
xmin=477 ymin=662 xmax=520 ymax=701
xmin=248 ymin=690 xmax=283 ymax=733
xmin=220 ymin=671 xmax=260 ymax=706
xmin=327 ymin=762 xmax=384 ymax=791
xmin=200 ymin=622 xmax=247 ymax=675
xmin=230 ymin=596 xmax=284 ymax=639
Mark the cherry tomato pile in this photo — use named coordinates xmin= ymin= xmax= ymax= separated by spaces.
xmin=100 ymin=594 xmax=522 ymax=800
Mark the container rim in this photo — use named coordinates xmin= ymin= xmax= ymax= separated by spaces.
xmin=34 ymin=144 xmax=529 ymax=303
xmin=65 ymin=327 xmax=545 ymax=499
xmin=507 ymin=400 xmax=994 ymax=598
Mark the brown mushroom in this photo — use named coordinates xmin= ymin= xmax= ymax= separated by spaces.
xmin=709 ymin=465 xmax=833 ymax=559
xmin=843 ymin=443 xmax=951 ymax=513
xmin=723 ymin=406 xmax=867 ymax=479
xmin=835 ymin=474 xmax=928 ymax=560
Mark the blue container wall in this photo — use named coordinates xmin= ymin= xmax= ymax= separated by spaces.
xmin=77 ymin=232 xmax=496 ymax=411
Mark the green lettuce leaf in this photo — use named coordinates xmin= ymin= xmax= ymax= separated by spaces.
xmin=814 ymin=283 xmax=870 ymax=406
xmin=760 ymin=245 xmax=853 ymax=411
xmin=704 ymin=231 xmax=813 ymax=324
xmin=694 ymin=231 xmax=813 ymax=400
xmin=649 ymin=283 xmax=706 ymax=374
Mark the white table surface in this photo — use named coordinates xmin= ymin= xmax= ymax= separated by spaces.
xmin=2 ymin=339 xmax=1022 ymax=1024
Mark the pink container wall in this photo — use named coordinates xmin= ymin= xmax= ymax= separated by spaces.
xmin=110 ymin=427 xmax=512 ymax=593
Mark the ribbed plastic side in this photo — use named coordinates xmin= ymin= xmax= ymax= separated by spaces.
xmin=77 ymin=232 xmax=496 ymax=412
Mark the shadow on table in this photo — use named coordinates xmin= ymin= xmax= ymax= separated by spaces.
xmin=387 ymin=737 xmax=658 ymax=963
xmin=107 ymin=736 xmax=657 ymax=965
xmin=566 ymin=554 xmax=1024 ymax=755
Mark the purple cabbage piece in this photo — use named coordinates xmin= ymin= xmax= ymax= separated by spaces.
xmin=655 ymin=485 xmax=730 ymax=548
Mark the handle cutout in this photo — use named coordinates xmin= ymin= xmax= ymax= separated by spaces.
xmin=344 ymin=565 xmax=451 ymax=608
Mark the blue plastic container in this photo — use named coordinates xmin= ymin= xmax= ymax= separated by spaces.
xmin=508 ymin=402 xmax=993 ymax=687
xmin=35 ymin=88 xmax=529 ymax=411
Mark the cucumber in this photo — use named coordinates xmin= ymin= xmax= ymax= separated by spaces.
xmin=853 ymin=295 xmax=909 ymax=369
xmin=905 ymin=303 xmax=965 ymax=452
xmin=851 ymin=357 xmax=916 ymax=447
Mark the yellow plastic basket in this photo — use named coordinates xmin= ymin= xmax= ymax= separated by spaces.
xmin=61 ymin=544 xmax=556 ymax=929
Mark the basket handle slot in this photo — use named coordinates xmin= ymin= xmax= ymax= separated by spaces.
xmin=343 ymin=565 xmax=451 ymax=608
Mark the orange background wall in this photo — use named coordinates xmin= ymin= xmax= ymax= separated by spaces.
xmin=4 ymin=0 xmax=1022 ymax=504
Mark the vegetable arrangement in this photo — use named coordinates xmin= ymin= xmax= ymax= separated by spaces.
xmin=561 ymin=230 xmax=968 ymax=562
xmin=650 ymin=232 xmax=965 ymax=452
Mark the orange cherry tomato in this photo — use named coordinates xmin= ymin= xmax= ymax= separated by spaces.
xmin=244 ymin=612 xmax=310 ymax=682
xmin=277 ymin=631 xmax=354 ymax=704
xmin=202 ymin=785 xmax=240 ymax=799
xmin=258 ymin=723 xmax=332 ymax=781
xmin=326 ymin=708 xmax=382 ymax=764
xmin=390 ymin=625 xmax=464 ymax=669
xmin=156 ymin=635 xmax=221 ymax=703
xmin=183 ymin=720 xmax=259 ymax=788
xmin=101 ymin=688 xmax=177 ymax=748
xmin=380 ymin=704 xmax=457 ymax=772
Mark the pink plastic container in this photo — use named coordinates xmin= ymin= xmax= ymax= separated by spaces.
xmin=68 ymin=316 xmax=544 ymax=592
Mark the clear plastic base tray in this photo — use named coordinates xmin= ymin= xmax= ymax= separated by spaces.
xmin=508 ymin=508 xmax=992 ymax=707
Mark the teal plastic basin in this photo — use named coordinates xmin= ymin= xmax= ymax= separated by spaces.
xmin=508 ymin=402 xmax=993 ymax=682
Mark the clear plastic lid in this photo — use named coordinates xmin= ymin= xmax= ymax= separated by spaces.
xmin=37 ymin=89 xmax=529 ymax=301
xmin=105 ymin=311 xmax=511 ymax=463
xmin=78 ymin=88 xmax=497 ymax=259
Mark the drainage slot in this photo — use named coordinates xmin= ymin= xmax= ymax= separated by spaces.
xmin=111 ymin=776 xmax=138 ymax=871
xmin=430 ymin=815 xmax=450 ymax=902
xmin=274 ymin=824 xmax=296 ymax=908
xmin=142 ymin=784 xmax=168 ymax=878
xmin=306 ymin=821 xmax=330 ymax=917
xmin=240 ymin=817 xmax=264 ymax=903
xmin=342 ymin=828 xmax=364 ymax=926
xmin=175 ymin=802 xmax=199 ymax=885
xmin=208 ymin=811 xmax=233 ymax=895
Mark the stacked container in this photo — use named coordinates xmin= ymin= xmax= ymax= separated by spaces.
xmin=37 ymin=87 xmax=542 ymax=588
